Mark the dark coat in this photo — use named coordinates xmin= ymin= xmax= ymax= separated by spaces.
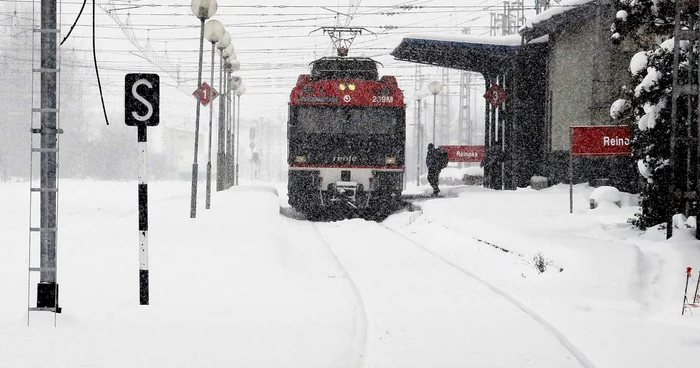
xmin=427 ymin=147 xmax=448 ymax=170
xmin=426 ymin=147 xmax=438 ymax=170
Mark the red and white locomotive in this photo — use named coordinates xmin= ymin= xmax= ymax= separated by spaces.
xmin=287 ymin=33 xmax=406 ymax=219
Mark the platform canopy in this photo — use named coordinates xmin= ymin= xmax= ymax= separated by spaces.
xmin=391 ymin=34 xmax=543 ymax=75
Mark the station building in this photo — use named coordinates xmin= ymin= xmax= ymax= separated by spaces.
xmin=391 ymin=0 xmax=638 ymax=191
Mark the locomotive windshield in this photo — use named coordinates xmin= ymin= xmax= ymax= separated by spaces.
xmin=295 ymin=106 xmax=398 ymax=135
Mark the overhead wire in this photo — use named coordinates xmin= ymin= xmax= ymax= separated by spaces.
xmin=3 ymin=0 xmax=512 ymax=116
xmin=92 ymin=0 xmax=109 ymax=124
xmin=58 ymin=0 xmax=85 ymax=45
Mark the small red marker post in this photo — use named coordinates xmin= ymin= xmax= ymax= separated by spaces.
xmin=682 ymin=267 xmax=692 ymax=315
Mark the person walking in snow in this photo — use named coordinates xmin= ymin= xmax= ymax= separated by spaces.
xmin=426 ymin=143 xmax=447 ymax=196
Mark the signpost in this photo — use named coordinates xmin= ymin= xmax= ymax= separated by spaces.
xmin=125 ymin=73 xmax=160 ymax=305
xmin=569 ymin=125 xmax=631 ymax=213
xmin=440 ymin=145 xmax=485 ymax=163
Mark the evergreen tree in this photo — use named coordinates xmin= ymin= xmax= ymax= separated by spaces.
xmin=610 ymin=0 xmax=696 ymax=229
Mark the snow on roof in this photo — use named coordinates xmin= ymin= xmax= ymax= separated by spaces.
xmin=403 ymin=33 xmax=524 ymax=47
xmin=520 ymin=0 xmax=596 ymax=31
xmin=402 ymin=33 xmax=549 ymax=47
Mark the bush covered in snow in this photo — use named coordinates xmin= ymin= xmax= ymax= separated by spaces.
xmin=610 ymin=0 xmax=685 ymax=229
xmin=532 ymin=252 xmax=553 ymax=274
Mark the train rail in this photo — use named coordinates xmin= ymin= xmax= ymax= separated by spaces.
xmin=377 ymin=222 xmax=597 ymax=368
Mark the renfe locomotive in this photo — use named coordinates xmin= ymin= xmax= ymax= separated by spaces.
xmin=287 ymin=30 xmax=406 ymax=220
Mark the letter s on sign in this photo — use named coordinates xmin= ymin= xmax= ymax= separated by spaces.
xmin=131 ymin=79 xmax=153 ymax=122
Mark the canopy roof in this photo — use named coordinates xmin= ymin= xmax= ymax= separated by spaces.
xmin=391 ymin=34 xmax=546 ymax=75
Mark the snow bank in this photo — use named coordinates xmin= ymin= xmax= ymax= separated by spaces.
xmin=391 ymin=181 xmax=700 ymax=368
xmin=590 ymin=186 xmax=622 ymax=209
xmin=0 ymin=181 xmax=357 ymax=368
xmin=590 ymin=186 xmax=622 ymax=203
xmin=440 ymin=166 xmax=484 ymax=180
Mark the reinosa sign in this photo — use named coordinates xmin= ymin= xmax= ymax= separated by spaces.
xmin=570 ymin=125 xmax=631 ymax=157
xmin=440 ymin=145 xmax=485 ymax=163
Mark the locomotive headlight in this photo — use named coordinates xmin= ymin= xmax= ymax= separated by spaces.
xmin=339 ymin=83 xmax=346 ymax=91
xmin=385 ymin=156 xmax=396 ymax=164
xmin=294 ymin=155 xmax=307 ymax=163
xmin=348 ymin=83 xmax=356 ymax=91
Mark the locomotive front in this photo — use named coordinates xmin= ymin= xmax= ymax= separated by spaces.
xmin=287 ymin=56 xmax=406 ymax=217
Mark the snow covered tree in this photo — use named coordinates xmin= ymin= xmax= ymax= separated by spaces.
xmin=610 ymin=0 xmax=696 ymax=229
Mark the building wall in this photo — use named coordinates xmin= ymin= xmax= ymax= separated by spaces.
xmin=548 ymin=19 xmax=596 ymax=151
xmin=542 ymin=9 xmax=638 ymax=191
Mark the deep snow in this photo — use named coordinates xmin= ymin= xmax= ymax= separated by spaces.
xmin=1 ymin=179 xmax=700 ymax=367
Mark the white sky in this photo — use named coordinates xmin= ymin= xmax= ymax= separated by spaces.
xmin=0 ymin=0 xmax=541 ymax=128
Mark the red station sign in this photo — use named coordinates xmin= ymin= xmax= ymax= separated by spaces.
xmin=440 ymin=145 xmax=485 ymax=163
xmin=570 ymin=125 xmax=631 ymax=157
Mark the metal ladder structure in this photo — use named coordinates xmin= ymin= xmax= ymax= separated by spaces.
xmin=669 ymin=1 xmax=700 ymax=240
xmin=27 ymin=0 xmax=62 ymax=324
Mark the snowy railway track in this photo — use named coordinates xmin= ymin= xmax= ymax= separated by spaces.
xmin=310 ymin=222 xmax=368 ymax=368
xmin=377 ymin=222 xmax=597 ymax=368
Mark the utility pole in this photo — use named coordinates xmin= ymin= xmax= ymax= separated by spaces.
xmin=415 ymin=97 xmax=422 ymax=186
xmin=414 ymin=64 xmax=424 ymax=185
xmin=36 ymin=0 xmax=60 ymax=311
xmin=439 ymin=68 xmax=450 ymax=145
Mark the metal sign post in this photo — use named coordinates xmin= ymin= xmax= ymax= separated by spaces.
xmin=125 ymin=73 xmax=160 ymax=305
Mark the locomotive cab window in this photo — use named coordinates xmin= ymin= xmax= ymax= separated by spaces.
xmin=294 ymin=107 xmax=398 ymax=135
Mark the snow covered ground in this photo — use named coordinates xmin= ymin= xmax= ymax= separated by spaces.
xmin=1 ymin=179 xmax=700 ymax=367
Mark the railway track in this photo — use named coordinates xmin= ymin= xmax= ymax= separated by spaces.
xmin=309 ymin=222 xmax=368 ymax=368
xmin=378 ymin=222 xmax=597 ymax=368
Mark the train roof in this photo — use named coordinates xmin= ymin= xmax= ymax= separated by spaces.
xmin=310 ymin=56 xmax=381 ymax=81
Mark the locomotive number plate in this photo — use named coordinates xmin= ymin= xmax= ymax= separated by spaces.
xmin=372 ymin=95 xmax=394 ymax=103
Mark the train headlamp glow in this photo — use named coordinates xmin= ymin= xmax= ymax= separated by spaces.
xmin=385 ymin=156 xmax=396 ymax=164
xmin=339 ymin=84 xmax=346 ymax=91
xmin=339 ymin=83 xmax=356 ymax=91
xmin=348 ymin=83 xmax=356 ymax=91
xmin=294 ymin=155 xmax=307 ymax=163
